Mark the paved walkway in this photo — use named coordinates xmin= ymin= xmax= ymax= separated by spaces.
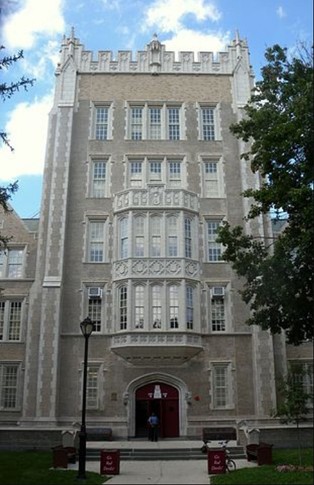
xmin=68 ymin=440 xmax=257 ymax=484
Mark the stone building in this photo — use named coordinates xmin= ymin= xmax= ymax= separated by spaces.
xmin=0 ymin=31 xmax=312 ymax=443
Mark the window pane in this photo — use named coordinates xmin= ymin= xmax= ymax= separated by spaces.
xmin=152 ymin=286 xmax=162 ymax=328
xmin=8 ymin=302 xmax=22 ymax=340
xmin=167 ymin=108 xmax=180 ymax=140
xmin=8 ymin=250 xmax=23 ymax=278
xmin=135 ymin=286 xmax=144 ymax=328
xmin=186 ymin=286 xmax=193 ymax=329
xmin=185 ymin=218 xmax=192 ymax=258
xmin=149 ymin=161 xmax=162 ymax=181
xmin=120 ymin=218 xmax=128 ymax=259
xmin=0 ymin=302 xmax=5 ymax=340
xmin=92 ymin=161 xmax=106 ymax=197
xmin=87 ymin=366 xmax=98 ymax=408
xmin=149 ymin=108 xmax=161 ymax=139
xmin=214 ymin=366 xmax=227 ymax=407
xmin=120 ymin=286 xmax=127 ymax=330
xmin=131 ymin=107 xmax=143 ymax=140
xmin=169 ymin=285 xmax=179 ymax=328
xmin=95 ymin=107 xmax=108 ymax=140
xmin=211 ymin=298 xmax=225 ymax=331
xmin=202 ymin=107 xmax=215 ymax=140
xmin=1 ymin=365 xmax=18 ymax=409
xmin=88 ymin=298 xmax=102 ymax=332
xmin=89 ymin=222 xmax=105 ymax=262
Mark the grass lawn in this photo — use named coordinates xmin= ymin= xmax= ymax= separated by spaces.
xmin=0 ymin=451 xmax=108 ymax=485
xmin=211 ymin=448 xmax=314 ymax=485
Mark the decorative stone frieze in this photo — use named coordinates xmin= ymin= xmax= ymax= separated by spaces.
xmin=114 ymin=187 xmax=199 ymax=212
xmin=113 ymin=258 xmax=200 ymax=280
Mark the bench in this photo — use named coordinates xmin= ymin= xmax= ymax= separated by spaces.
xmin=86 ymin=427 xmax=112 ymax=441
xmin=246 ymin=443 xmax=273 ymax=465
xmin=202 ymin=427 xmax=236 ymax=442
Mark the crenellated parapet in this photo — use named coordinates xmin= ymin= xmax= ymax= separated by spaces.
xmin=55 ymin=29 xmax=254 ymax=76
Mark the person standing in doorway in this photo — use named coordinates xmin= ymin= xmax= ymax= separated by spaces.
xmin=148 ymin=412 xmax=159 ymax=441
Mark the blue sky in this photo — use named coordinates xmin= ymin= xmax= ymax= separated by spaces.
xmin=0 ymin=0 xmax=313 ymax=218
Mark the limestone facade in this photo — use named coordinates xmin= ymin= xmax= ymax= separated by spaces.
xmin=0 ymin=31 xmax=312 ymax=440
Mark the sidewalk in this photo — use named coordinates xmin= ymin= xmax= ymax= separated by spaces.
xmin=69 ymin=440 xmax=257 ymax=484
xmin=82 ymin=457 xmax=257 ymax=484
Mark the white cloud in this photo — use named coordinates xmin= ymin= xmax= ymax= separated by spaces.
xmin=2 ymin=0 xmax=65 ymax=49
xmin=0 ymin=93 xmax=53 ymax=181
xmin=162 ymin=28 xmax=230 ymax=57
xmin=144 ymin=0 xmax=221 ymax=32
xmin=21 ymin=40 xmax=60 ymax=80
xmin=276 ymin=6 xmax=286 ymax=19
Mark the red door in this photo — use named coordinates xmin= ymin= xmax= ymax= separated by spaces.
xmin=135 ymin=383 xmax=179 ymax=438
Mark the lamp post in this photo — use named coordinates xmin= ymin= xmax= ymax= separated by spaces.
xmin=77 ymin=317 xmax=94 ymax=480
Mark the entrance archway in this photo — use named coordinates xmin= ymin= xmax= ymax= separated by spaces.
xmin=135 ymin=382 xmax=179 ymax=438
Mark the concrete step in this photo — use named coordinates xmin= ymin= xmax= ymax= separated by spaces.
xmin=86 ymin=446 xmax=246 ymax=461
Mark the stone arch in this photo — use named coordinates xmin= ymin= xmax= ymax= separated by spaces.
xmin=124 ymin=372 xmax=189 ymax=437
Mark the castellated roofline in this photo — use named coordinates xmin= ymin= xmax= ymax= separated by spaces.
xmin=56 ymin=30 xmax=254 ymax=76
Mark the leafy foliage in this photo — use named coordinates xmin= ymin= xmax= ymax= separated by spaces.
xmin=0 ymin=46 xmax=35 ymax=247
xmin=217 ymin=44 xmax=314 ymax=345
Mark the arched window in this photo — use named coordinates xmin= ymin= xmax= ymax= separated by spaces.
xmin=167 ymin=216 xmax=178 ymax=257
xmin=150 ymin=216 xmax=162 ymax=257
xmin=169 ymin=285 xmax=179 ymax=329
xmin=186 ymin=286 xmax=194 ymax=329
xmin=184 ymin=218 xmax=192 ymax=258
xmin=135 ymin=286 xmax=144 ymax=328
xmin=120 ymin=217 xmax=128 ymax=259
xmin=152 ymin=285 xmax=162 ymax=329
xmin=119 ymin=286 xmax=127 ymax=330
xmin=134 ymin=216 xmax=145 ymax=257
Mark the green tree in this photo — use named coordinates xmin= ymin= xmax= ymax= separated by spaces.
xmin=274 ymin=366 xmax=312 ymax=466
xmin=0 ymin=46 xmax=35 ymax=246
xmin=217 ymin=44 xmax=314 ymax=345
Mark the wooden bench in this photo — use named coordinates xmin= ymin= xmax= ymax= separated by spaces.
xmin=202 ymin=427 xmax=236 ymax=442
xmin=86 ymin=427 xmax=112 ymax=441
xmin=246 ymin=443 xmax=273 ymax=465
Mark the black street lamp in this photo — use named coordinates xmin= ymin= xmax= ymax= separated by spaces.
xmin=77 ymin=317 xmax=94 ymax=480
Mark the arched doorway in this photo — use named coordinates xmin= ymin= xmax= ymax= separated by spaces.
xmin=135 ymin=382 xmax=179 ymax=438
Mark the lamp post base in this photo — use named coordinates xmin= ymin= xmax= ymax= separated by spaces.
xmin=77 ymin=427 xmax=87 ymax=480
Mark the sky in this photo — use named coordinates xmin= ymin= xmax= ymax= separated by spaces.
xmin=0 ymin=0 xmax=313 ymax=219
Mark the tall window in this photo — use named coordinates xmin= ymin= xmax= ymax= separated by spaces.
xmin=152 ymin=285 xmax=162 ymax=329
xmin=211 ymin=297 xmax=225 ymax=331
xmin=167 ymin=107 xmax=180 ymax=140
xmin=167 ymin=216 xmax=178 ymax=257
xmin=0 ymin=364 xmax=19 ymax=410
xmin=91 ymin=160 xmax=107 ymax=197
xmin=206 ymin=220 xmax=222 ymax=262
xmin=86 ymin=365 xmax=99 ymax=409
xmin=88 ymin=292 xmax=102 ymax=333
xmin=95 ymin=107 xmax=109 ymax=140
xmin=185 ymin=218 xmax=192 ymax=258
xmin=290 ymin=362 xmax=314 ymax=402
xmin=134 ymin=216 xmax=145 ymax=257
xmin=135 ymin=286 xmax=144 ymax=328
xmin=149 ymin=107 xmax=162 ymax=139
xmin=150 ymin=217 xmax=161 ymax=257
xmin=130 ymin=107 xmax=143 ymax=140
xmin=169 ymin=285 xmax=179 ymax=329
xmin=213 ymin=364 xmax=229 ymax=407
xmin=120 ymin=218 xmax=128 ymax=259
xmin=0 ymin=249 xmax=24 ymax=278
xmin=88 ymin=221 xmax=105 ymax=262
xmin=203 ymin=160 xmax=220 ymax=197
xmin=186 ymin=286 xmax=194 ymax=330
xmin=119 ymin=286 xmax=127 ymax=330
xmin=200 ymin=107 xmax=215 ymax=140
xmin=128 ymin=103 xmax=183 ymax=140
xmin=0 ymin=301 xmax=22 ymax=341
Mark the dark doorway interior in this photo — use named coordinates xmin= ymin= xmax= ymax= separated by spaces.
xmin=135 ymin=382 xmax=179 ymax=438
